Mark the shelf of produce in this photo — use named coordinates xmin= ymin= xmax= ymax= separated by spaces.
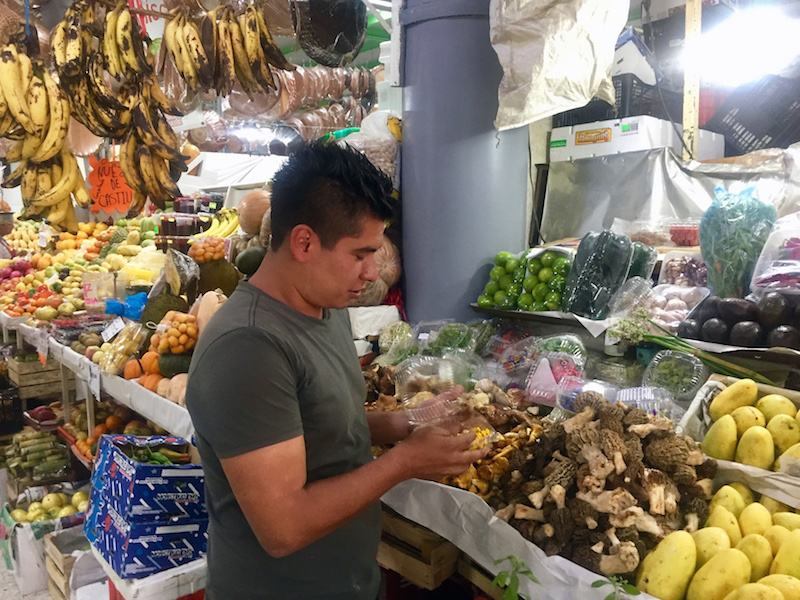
xmin=470 ymin=304 xmax=578 ymax=325
xmin=69 ymin=441 xmax=93 ymax=471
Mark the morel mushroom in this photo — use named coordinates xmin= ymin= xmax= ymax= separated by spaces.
xmin=571 ymin=541 xmax=640 ymax=576
xmin=644 ymin=437 xmax=690 ymax=473
xmin=628 ymin=419 xmax=674 ymax=439
xmin=600 ymin=429 xmax=628 ymax=475
xmin=574 ymin=391 xmax=608 ymax=414
xmin=671 ymin=463 xmax=698 ymax=487
xmin=529 ymin=458 xmax=577 ymax=508
xmin=695 ymin=457 xmax=718 ymax=480
xmin=570 ymin=497 xmax=600 ymax=529
xmin=623 ymin=407 xmax=650 ymax=427
xmin=563 ymin=407 xmax=596 ymax=434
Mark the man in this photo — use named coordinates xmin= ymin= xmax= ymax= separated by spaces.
xmin=187 ymin=141 xmax=486 ymax=600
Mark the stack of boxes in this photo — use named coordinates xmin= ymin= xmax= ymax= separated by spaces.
xmin=84 ymin=435 xmax=207 ymax=579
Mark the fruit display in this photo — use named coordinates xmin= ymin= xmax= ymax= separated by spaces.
xmin=700 ymin=378 xmax=800 ymax=473
xmin=678 ymin=292 xmax=800 ymax=349
xmin=188 ymin=237 xmax=226 ymax=263
xmin=8 ymin=490 xmax=89 ymax=523
xmin=5 ymin=221 xmax=44 ymax=252
xmin=153 ymin=311 xmax=198 ymax=355
xmin=476 ymin=249 xmax=572 ymax=312
xmin=4 ymin=430 xmax=70 ymax=482
xmin=189 ymin=207 xmax=240 ymax=240
xmin=97 ymin=321 xmax=146 ymax=374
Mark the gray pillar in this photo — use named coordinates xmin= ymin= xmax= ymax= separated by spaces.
xmin=400 ymin=0 xmax=529 ymax=323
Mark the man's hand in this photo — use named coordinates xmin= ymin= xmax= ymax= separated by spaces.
xmin=393 ymin=424 xmax=488 ymax=481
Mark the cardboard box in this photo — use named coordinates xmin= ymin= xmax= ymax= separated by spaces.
xmin=549 ymin=115 xmax=725 ymax=162
xmin=84 ymin=501 xmax=207 ymax=580
xmin=91 ymin=435 xmax=205 ymax=522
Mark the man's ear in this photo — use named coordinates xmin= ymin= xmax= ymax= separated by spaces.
xmin=288 ymin=225 xmax=319 ymax=263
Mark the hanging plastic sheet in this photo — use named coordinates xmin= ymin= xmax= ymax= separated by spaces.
xmin=541 ymin=146 xmax=800 ymax=242
xmin=490 ymin=0 xmax=628 ymax=131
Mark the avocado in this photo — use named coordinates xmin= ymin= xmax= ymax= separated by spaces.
xmin=677 ymin=319 xmax=702 ymax=340
xmin=158 ymin=353 xmax=193 ymax=378
xmin=718 ymin=298 xmax=758 ymax=324
xmin=702 ymin=318 xmax=730 ymax=344
xmin=729 ymin=321 xmax=764 ymax=348
xmin=199 ymin=259 xmax=241 ymax=296
xmin=235 ymin=246 xmax=267 ymax=277
xmin=757 ymin=292 xmax=792 ymax=328
xmin=696 ymin=295 xmax=722 ymax=324
xmin=767 ymin=325 xmax=800 ymax=350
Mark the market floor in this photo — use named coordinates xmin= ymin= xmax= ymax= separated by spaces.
xmin=0 ymin=559 xmax=49 ymax=599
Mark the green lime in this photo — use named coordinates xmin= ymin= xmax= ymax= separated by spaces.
xmin=545 ymin=291 xmax=562 ymax=311
xmin=477 ymin=294 xmax=494 ymax=308
xmin=485 ymin=281 xmax=500 ymax=296
xmin=498 ymin=274 xmax=513 ymax=291
xmin=540 ymin=251 xmax=557 ymax=267
xmin=498 ymin=294 xmax=516 ymax=310
xmin=532 ymin=283 xmax=549 ymax=301
xmin=548 ymin=275 xmax=566 ymax=293
xmin=504 ymin=258 xmax=520 ymax=274
xmin=489 ymin=266 xmax=505 ymax=281
xmin=532 ymin=301 xmax=547 ymax=312
xmin=553 ymin=257 xmax=571 ymax=276
xmin=512 ymin=267 xmax=526 ymax=283
xmin=528 ymin=258 xmax=542 ymax=276
xmin=493 ymin=290 xmax=508 ymax=305
xmin=523 ymin=275 xmax=538 ymax=292
xmin=517 ymin=293 xmax=534 ymax=311
xmin=494 ymin=251 xmax=514 ymax=267
xmin=537 ymin=267 xmax=554 ymax=284
xmin=506 ymin=283 xmax=522 ymax=298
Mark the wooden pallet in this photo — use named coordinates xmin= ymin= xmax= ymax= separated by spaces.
xmin=377 ymin=507 xmax=458 ymax=590
xmin=8 ymin=358 xmax=74 ymax=400
xmin=45 ymin=530 xmax=79 ymax=600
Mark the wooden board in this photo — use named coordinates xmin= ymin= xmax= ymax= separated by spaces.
xmin=45 ymin=531 xmax=77 ymax=581
xmin=47 ymin=576 xmax=67 ymax=600
xmin=46 ymin=555 xmax=69 ymax=600
xmin=9 ymin=357 xmax=75 ymax=391
xmin=16 ymin=379 xmax=75 ymax=400
xmin=8 ymin=359 xmax=62 ymax=376
xmin=458 ymin=558 xmax=504 ymax=600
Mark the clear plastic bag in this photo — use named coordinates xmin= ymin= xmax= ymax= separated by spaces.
xmin=607 ymin=277 xmax=654 ymax=319
xmin=341 ymin=111 xmax=400 ymax=177
xmin=699 ymin=186 xmax=777 ymax=298
xmin=642 ymin=350 xmax=710 ymax=405
xmin=628 ymin=242 xmax=659 ymax=280
xmin=497 ymin=336 xmax=540 ymax=386
xmin=424 ymin=323 xmax=475 ymax=357
xmin=751 ymin=211 xmax=800 ymax=295
xmin=524 ymin=352 xmax=585 ymax=407
xmin=588 ymin=355 xmax=645 ymax=388
xmin=658 ymin=251 xmax=708 ymax=287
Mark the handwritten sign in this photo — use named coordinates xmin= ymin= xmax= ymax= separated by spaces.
xmin=88 ymin=363 xmax=101 ymax=401
xmin=88 ymin=157 xmax=134 ymax=215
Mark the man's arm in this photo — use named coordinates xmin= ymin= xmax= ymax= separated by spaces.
xmin=221 ymin=425 xmax=486 ymax=558
xmin=366 ymin=411 xmax=411 ymax=445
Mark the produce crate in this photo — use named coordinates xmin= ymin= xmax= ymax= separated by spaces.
xmin=552 ymin=74 xmax=682 ymax=128
xmin=457 ymin=557 xmax=504 ymax=600
xmin=8 ymin=358 xmax=75 ymax=400
xmin=377 ymin=507 xmax=458 ymax=591
xmin=681 ymin=374 xmax=800 ymax=508
xmin=704 ymin=74 xmax=800 ymax=156
xmin=45 ymin=527 xmax=83 ymax=600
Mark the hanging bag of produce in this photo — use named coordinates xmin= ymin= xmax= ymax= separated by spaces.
xmin=699 ymin=186 xmax=776 ymax=299
xmin=751 ymin=211 xmax=800 ymax=296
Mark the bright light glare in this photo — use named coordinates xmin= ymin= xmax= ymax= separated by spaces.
xmin=684 ymin=7 xmax=800 ymax=87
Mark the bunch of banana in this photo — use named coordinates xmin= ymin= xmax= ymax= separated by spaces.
xmin=163 ymin=2 xmax=294 ymax=99
xmin=195 ymin=208 xmax=239 ymax=239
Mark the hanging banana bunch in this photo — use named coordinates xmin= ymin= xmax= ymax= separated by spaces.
xmin=0 ymin=39 xmax=89 ymax=233
xmin=163 ymin=3 xmax=294 ymax=99
xmin=50 ymin=0 xmax=188 ymax=217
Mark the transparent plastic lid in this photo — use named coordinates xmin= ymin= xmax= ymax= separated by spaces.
xmin=588 ymin=355 xmax=645 ymax=388
xmin=607 ymin=277 xmax=654 ymax=319
xmin=642 ymin=350 xmax=710 ymax=404
xmin=616 ymin=386 xmax=687 ymax=422
xmin=535 ymin=334 xmax=588 ymax=367
xmin=525 ymin=351 xmax=585 ymax=407
xmin=556 ymin=376 xmax=619 ymax=413
xmin=394 ymin=355 xmax=474 ymax=403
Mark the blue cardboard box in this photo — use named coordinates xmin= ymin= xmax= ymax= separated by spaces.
xmin=91 ymin=435 xmax=206 ymax=522
xmin=84 ymin=501 xmax=207 ymax=579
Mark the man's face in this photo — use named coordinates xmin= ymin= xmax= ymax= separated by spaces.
xmin=306 ymin=216 xmax=385 ymax=309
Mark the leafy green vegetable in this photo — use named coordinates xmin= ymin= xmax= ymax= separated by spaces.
xmin=592 ymin=576 xmax=641 ymax=600
xmin=424 ymin=323 xmax=473 ymax=356
xmin=492 ymin=555 xmax=538 ymax=600
xmin=699 ymin=187 xmax=776 ymax=298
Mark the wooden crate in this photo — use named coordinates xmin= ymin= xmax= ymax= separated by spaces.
xmin=44 ymin=529 xmax=82 ymax=600
xmin=458 ymin=557 xmax=504 ymax=600
xmin=8 ymin=359 xmax=74 ymax=400
xmin=377 ymin=508 xmax=458 ymax=590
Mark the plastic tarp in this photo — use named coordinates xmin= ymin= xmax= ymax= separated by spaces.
xmin=490 ymin=0 xmax=628 ymax=131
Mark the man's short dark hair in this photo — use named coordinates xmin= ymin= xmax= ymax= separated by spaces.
xmin=270 ymin=140 xmax=396 ymax=251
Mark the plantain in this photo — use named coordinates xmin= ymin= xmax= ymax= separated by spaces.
xmin=241 ymin=5 xmax=274 ymax=91
xmin=20 ymin=163 xmax=38 ymax=202
xmin=17 ymin=53 xmax=33 ymax=99
xmin=71 ymin=171 xmax=92 ymax=209
xmin=0 ymin=45 xmax=35 ymax=134
xmin=31 ymin=71 xmax=69 ymax=163
xmin=30 ymin=149 xmax=78 ymax=208
xmin=214 ymin=8 xmax=236 ymax=96
xmin=117 ymin=131 xmax=147 ymax=196
xmin=175 ymin=13 xmax=200 ymax=91
xmin=163 ymin=12 xmax=187 ymax=82
xmin=152 ymin=151 xmax=181 ymax=198
xmin=88 ymin=53 xmax=125 ymax=111
xmin=36 ymin=165 xmax=52 ymax=194
xmin=146 ymin=75 xmax=182 ymax=116
xmin=199 ymin=14 xmax=216 ymax=84
xmin=1 ymin=159 xmax=27 ymax=188
xmin=63 ymin=10 xmax=83 ymax=77
xmin=103 ymin=2 xmax=124 ymax=78
xmin=21 ymin=133 xmax=42 ymax=160
xmin=25 ymin=73 xmax=49 ymax=138
xmin=61 ymin=195 xmax=79 ymax=233
xmin=5 ymin=140 xmax=23 ymax=163
xmin=115 ymin=7 xmax=138 ymax=76
xmin=131 ymin=104 xmax=187 ymax=164
xmin=51 ymin=20 xmax=68 ymax=71
xmin=80 ymin=2 xmax=95 ymax=56
xmin=255 ymin=8 xmax=294 ymax=71
xmin=182 ymin=14 xmax=213 ymax=90
xmin=136 ymin=145 xmax=163 ymax=202
xmin=127 ymin=191 xmax=147 ymax=218
xmin=129 ymin=12 xmax=152 ymax=75
xmin=228 ymin=9 xmax=260 ymax=96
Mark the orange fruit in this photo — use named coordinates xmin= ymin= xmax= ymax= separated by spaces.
xmin=105 ymin=415 xmax=123 ymax=433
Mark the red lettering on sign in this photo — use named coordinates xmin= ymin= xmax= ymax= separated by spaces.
xmin=88 ymin=156 xmax=134 ymax=214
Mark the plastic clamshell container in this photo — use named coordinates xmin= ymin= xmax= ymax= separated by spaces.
xmin=642 ymin=350 xmax=710 ymax=405
xmin=525 ymin=351 xmax=585 ymax=407
xmin=394 ymin=355 xmax=473 ymax=403
xmin=616 ymin=386 xmax=687 ymax=422
xmin=556 ymin=376 xmax=619 ymax=413
xmin=669 ymin=220 xmax=700 ymax=247
xmin=658 ymin=251 xmax=708 ymax=287
xmin=606 ymin=277 xmax=654 ymax=319
xmin=588 ymin=355 xmax=645 ymax=388
xmin=535 ymin=334 xmax=588 ymax=366
xmin=627 ymin=219 xmax=674 ymax=247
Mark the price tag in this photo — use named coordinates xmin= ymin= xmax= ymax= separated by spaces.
xmin=102 ymin=317 xmax=125 ymax=343
xmin=88 ymin=363 xmax=101 ymax=401
xmin=35 ymin=329 xmax=48 ymax=362
xmin=38 ymin=232 xmax=47 ymax=248
xmin=418 ymin=333 xmax=430 ymax=341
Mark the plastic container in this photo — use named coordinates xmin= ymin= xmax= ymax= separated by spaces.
xmin=394 ymin=355 xmax=474 ymax=403
xmin=643 ymin=350 xmax=710 ymax=405
xmin=616 ymin=386 xmax=686 ymax=422
xmin=669 ymin=221 xmax=700 ymax=247
xmin=627 ymin=220 xmax=673 ymax=247
xmin=658 ymin=251 xmax=708 ymax=287
xmin=497 ymin=336 xmax=540 ymax=377
xmin=647 ymin=284 xmax=710 ymax=333
xmin=524 ymin=352 xmax=585 ymax=406
xmin=588 ymin=355 xmax=645 ymax=388
xmin=535 ymin=334 xmax=588 ymax=366
xmin=556 ymin=376 xmax=619 ymax=413
xmin=607 ymin=277 xmax=654 ymax=319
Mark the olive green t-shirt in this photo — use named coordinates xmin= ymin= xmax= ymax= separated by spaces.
xmin=186 ymin=281 xmax=380 ymax=600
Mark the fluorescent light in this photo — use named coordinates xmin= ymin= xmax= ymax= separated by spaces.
xmin=683 ymin=7 xmax=800 ymax=87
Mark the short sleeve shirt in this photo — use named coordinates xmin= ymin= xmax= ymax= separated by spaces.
xmin=186 ymin=282 xmax=380 ymax=600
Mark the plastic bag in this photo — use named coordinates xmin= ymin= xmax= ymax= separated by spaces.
xmin=647 ymin=284 xmax=710 ymax=334
xmin=497 ymin=336 xmax=540 ymax=387
xmin=751 ymin=211 xmax=800 ymax=295
xmin=699 ymin=186 xmax=777 ymax=298
xmin=562 ymin=230 xmax=634 ymax=319
xmin=423 ymin=322 xmax=474 ymax=356
xmin=659 ymin=251 xmax=708 ymax=287
xmin=606 ymin=277 xmax=654 ymax=319
xmin=535 ymin=334 xmax=587 ymax=366
xmin=628 ymin=242 xmax=659 ymax=280
xmin=341 ymin=111 xmax=400 ymax=178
